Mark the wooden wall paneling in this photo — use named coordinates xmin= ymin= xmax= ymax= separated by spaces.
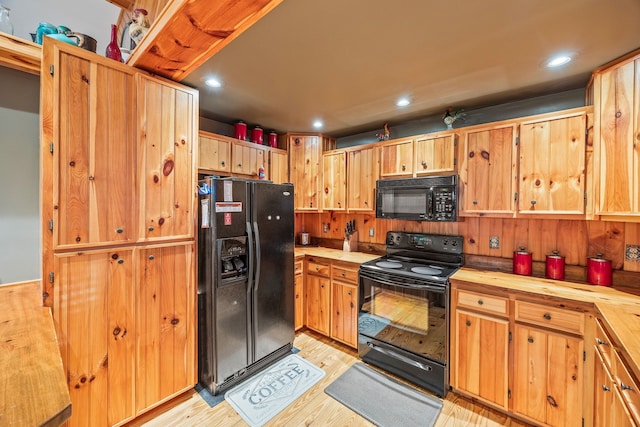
xmin=527 ymin=219 xmax=558 ymax=261
xmin=464 ymin=217 xmax=480 ymax=255
xmin=557 ymin=220 xmax=589 ymax=266
xmin=501 ymin=219 xmax=516 ymax=258
xmin=624 ymin=223 xmax=640 ymax=272
xmin=512 ymin=219 xmax=530 ymax=254
xmin=476 ymin=218 xmax=502 ymax=257
xmin=605 ymin=222 xmax=626 ymax=269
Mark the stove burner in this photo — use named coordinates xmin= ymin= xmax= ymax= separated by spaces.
xmin=376 ymin=261 xmax=403 ymax=269
xmin=411 ymin=266 xmax=442 ymax=275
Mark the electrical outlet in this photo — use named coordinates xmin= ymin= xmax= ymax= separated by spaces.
xmin=369 ymin=227 xmax=375 ymax=237
xmin=626 ymin=245 xmax=640 ymax=262
xmin=323 ymin=223 xmax=329 ymax=233
xmin=489 ymin=236 xmax=500 ymax=249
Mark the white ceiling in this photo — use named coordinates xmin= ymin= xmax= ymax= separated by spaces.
xmin=182 ymin=0 xmax=640 ymax=137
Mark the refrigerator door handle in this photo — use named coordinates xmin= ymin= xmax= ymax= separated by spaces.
xmin=253 ymin=220 xmax=261 ymax=292
xmin=246 ymin=219 xmax=255 ymax=361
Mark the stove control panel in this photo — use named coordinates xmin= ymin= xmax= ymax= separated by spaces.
xmin=386 ymin=231 xmax=463 ymax=255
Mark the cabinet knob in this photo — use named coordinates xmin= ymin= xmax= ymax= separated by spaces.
xmin=528 ymin=337 xmax=534 ymax=343
xmin=118 ymin=259 xmax=124 ymax=264
xmin=221 ymin=161 xmax=225 ymax=166
xmin=477 ymin=299 xmax=484 ymax=305
xmin=341 ymin=272 xmax=346 ymax=277
xmin=473 ymin=200 xmax=478 ymax=205
xmin=421 ymin=161 xmax=427 ymax=168
xmin=364 ymin=200 xmax=368 ymax=205
xmin=531 ymin=200 xmax=537 ymax=205
xmin=116 ymin=228 xmax=123 ymax=234
xmin=237 ymin=163 xmax=242 ymax=167
xmin=148 ymin=226 xmax=154 ymax=231
xmin=466 ymin=320 xmax=471 ymax=327
xmin=543 ymin=313 xmax=551 ymax=320
xmin=602 ymin=384 xmax=611 ymax=392
xmin=621 ymin=382 xmax=633 ymax=391
xmin=338 ymin=201 xmax=341 ymax=207
xmin=316 ymin=266 xmax=320 ymax=271
xmin=402 ymin=164 xmax=406 ymax=170
xmin=321 ymin=284 xmax=325 ymax=288
xmin=347 ymin=291 xmax=352 ymax=296
xmin=596 ymin=338 xmax=608 ymax=346
xmin=148 ymin=255 xmax=155 ymax=260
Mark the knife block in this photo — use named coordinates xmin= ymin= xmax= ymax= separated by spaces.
xmin=343 ymin=231 xmax=358 ymax=252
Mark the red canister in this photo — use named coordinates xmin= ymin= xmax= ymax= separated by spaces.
xmin=251 ymin=126 xmax=263 ymax=145
xmin=587 ymin=254 xmax=613 ymax=286
xmin=268 ymin=131 xmax=278 ymax=148
xmin=513 ymin=247 xmax=532 ymax=276
xmin=545 ymin=250 xmax=565 ymax=280
xmin=234 ymin=121 xmax=247 ymax=140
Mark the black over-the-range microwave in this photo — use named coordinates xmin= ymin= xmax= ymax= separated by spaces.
xmin=375 ymin=175 xmax=458 ymax=222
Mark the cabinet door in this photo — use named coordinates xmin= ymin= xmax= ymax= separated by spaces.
xmin=294 ymin=271 xmax=304 ymax=330
xmin=52 ymin=49 xmax=137 ymax=250
xmin=305 ymin=274 xmax=330 ymax=335
xmin=414 ymin=133 xmax=456 ymax=176
xmin=518 ymin=112 xmax=586 ymax=215
xmin=331 ymin=280 xmax=358 ymax=348
xmin=512 ymin=324 xmax=583 ymax=426
xmin=347 ymin=146 xmax=378 ymax=212
xmin=198 ymin=133 xmax=230 ymax=173
xmin=136 ymin=243 xmax=196 ymax=414
xmin=232 ymin=142 xmax=266 ymax=177
xmin=138 ymin=75 xmax=197 ymax=241
xmin=289 ymin=135 xmax=321 ymax=211
xmin=594 ymin=349 xmax=615 ymax=426
xmin=595 ymin=59 xmax=639 ymax=216
xmin=452 ymin=310 xmax=509 ymax=409
xmin=380 ymin=138 xmax=413 ymax=178
xmin=323 ymin=151 xmax=346 ymax=211
xmin=459 ymin=124 xmax=517 ymax=216
xmin=269 ymin=149 xmax=289 ymax=184
xmin=54 ymin=249 xmax=135 ymax=427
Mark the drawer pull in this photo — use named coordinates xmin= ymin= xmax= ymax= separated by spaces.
xmin=602 ymin=384 xmax=611 ymax=392
xmin=341 ymin=272 xmax=346 ymax=277
xmin=528 ymin=337 xmax=534 ymax=343
xmin=466 ymin=320 xmax=471 ymax=327
xmin=596 ymin=338 xmax=608 ymax=345
xmin=543 ymin=313 xmax=551 ymax=320
xmin=347 ymin=291 xmax=352 ymax=296
xmin=316 ymin=266 xmax=320 ymax=271
xmin=621 ymin=382 xmax=633 ymax=391
xmin=477 ymin=299 xmax=484 ymax=305
xmin=116 ymin=228 xmax=123 ymax=234
xmin=546 ymin=395 xmax=558 ymax=408
xmin=321 ymin=284 xmax=325 ymax=288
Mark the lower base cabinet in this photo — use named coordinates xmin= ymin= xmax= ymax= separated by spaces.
xmin=294 ymin=258 xmax=304 ymax=330
xmin=54 ymin=242 xmax=196 ymax=427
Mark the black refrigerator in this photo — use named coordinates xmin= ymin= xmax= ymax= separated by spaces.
xmin=197 ymin=176 xmax=295 ymax=395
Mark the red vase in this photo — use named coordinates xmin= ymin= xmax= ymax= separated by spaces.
xmin=105 ymin=24 xmax=123 ymax=62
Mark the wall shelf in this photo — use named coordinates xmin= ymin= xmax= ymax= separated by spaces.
xmin=0 ymin=33 xmax=41 ymax=75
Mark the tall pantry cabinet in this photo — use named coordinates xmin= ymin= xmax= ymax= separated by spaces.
xmin=41 ymin=39 xmax=198 ymax=427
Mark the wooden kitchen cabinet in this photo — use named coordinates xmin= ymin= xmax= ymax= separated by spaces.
xmin=451 ymin=289 xmax=509 ymax=410
xmin=322 ymin=150 xmax=347 ymax=211
xmin=138 ymin=74 xmax=198 ymax=242
xmin=511 ymin=302 xmax=585 ymax=426
xmin=458 ymin=122 xmax=518 ymax=217
xmin=330 ymin=262 xmax=359 ymax=348
xmin=231 ymin=138 xmax=267 ymax=177
xmin=591 ymin=53 xmax=640 ymax=220
xmin=305 ymin=257 xmax=331 ymax=335
xmin=287 ymin=133 xmax=336 ymax=212
xmin=414 ymin=132 xmax=457 ymax=176
xmin=294 ymin=258 xmax=304 ymax=330
xmin=346 ymin=145 xmax=378 ymax=212
xmin=269 ymin=148 xmax=289 ymax=184
xmin=54 ymin=248 xmax=136 ymax=427
xmin=379 ymin=137 xmax=414 ymax=178
xmin=198 ymin=131 xmax=230 ymax=174
xmin=517 ymin=108 xmax=588 ymax=216
xmin=136 ymin=242 xmax=196 ymax=414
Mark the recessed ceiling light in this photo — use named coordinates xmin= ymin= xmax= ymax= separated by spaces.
xmin=313 ymin=120 xmax=323 ymax=129
xmin=205 ymin=78 xmax=222 ymax=88
xmin=396 ymin=97 xmax=411 ymax=107
xmin=546 ymin=55 xmax=572 ymax=68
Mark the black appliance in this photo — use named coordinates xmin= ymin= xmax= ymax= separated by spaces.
xmin=197 ymin=176 xmax=295 ymax=395
xmin=376 ymin=175 xmax=457 ymax=221
xmin=358 ymin=231 xmax=464 ymax=397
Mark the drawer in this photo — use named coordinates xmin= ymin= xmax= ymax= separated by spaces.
xmin=332 ymin=265 xmax=358 ymax=284
xmin=456 ymin=289 xmax=508 ymax=317
xmin=595 ymin=319 xmax=614 ymax=371
xmin=514 ymin=300 xmax=584 ymax=335
xmin=613 ymin=350 xmax=640 ymax=424
xmin=294 ymin=260 xmax=303 ymax=275
xmin=307 ymin=258 xmax=330 ymax=277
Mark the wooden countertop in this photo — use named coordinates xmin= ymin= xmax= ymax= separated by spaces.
xmin=0 ymin=281 xmax=71 ymax=427
xmin=452 ymin=267 xmax=640 ymax=385
xmin=294 ymin=246 xmax=380 ymax=264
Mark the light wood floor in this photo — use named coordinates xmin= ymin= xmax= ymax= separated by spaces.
xmin=129 ymin=330 xmax=530 ymax=426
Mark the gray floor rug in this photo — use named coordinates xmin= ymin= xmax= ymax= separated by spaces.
xmin=325 ymin=363 xmax=443 ymax=427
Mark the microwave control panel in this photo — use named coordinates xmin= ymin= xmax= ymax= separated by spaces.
xmin=431 ymin=186 xmax=456 ymax=221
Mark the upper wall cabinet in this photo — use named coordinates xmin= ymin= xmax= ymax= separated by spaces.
xmin=591 ymin=51 xmax=640 ymax=221
xmin=231 ymin=139 xmax=267 ymax=177
xmin=346 ymin=145 xmax=379 ymax=213
xmin=287 ymin=133 xmax=336 ymax=212
xmin=379 ymin=137 xmax=414 ymax=178
xmin=458 ymin=123 xmax=518 ymax=217
xmin=198 ymin=132 xmax=230 ymax=174
xmin=414 ymin=132 xmax=457 ymax=176
xmin=517 ymin=108 xmax=589 ymax=216
xmin=322 ymin=150 xmax=346 ymax=211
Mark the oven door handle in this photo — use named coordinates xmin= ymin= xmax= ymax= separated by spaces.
xmin=366 ymin=342 xmax=432 ymax=372
xmin=360 ymin=273 xmax=445 ymax=293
